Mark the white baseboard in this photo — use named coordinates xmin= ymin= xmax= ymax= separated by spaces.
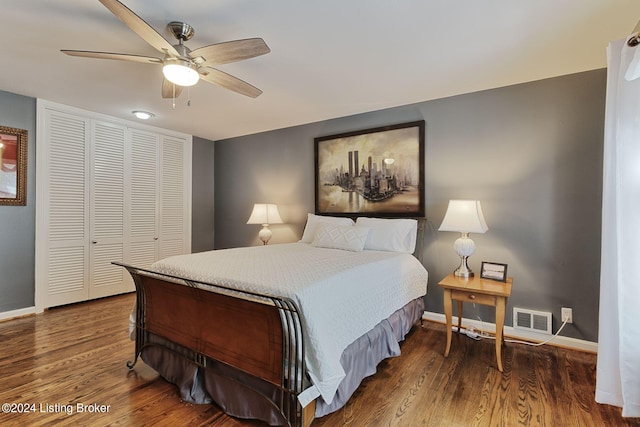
xmin=422 ymin=311 xmax=598 ymax=354
xmin=0 ymin=306 xmax=36 ymax=322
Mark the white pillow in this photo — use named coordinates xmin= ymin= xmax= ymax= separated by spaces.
xmin=299 ymin=213 xmax=355 ymax=243
xmin=311 ymin=223 xmax=370 ymax=252
xmin=355 ymin=217 xmax=418 ymax=253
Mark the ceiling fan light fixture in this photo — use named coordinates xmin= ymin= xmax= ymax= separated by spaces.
xmin=162 ymin=59 xmax=199 ymax=87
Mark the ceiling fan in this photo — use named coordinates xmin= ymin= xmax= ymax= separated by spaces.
xmin=62 ymin=0 xmax=270 ymax=99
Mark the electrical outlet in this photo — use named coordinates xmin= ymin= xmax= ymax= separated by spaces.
xmin=561 ymin=307 xmax=573 ymax=324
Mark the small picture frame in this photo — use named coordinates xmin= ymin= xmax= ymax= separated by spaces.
xmin=480 ymin=261 xmax=508 ymax=282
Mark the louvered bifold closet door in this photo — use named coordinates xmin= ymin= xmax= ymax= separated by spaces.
xmin=159 ymin=135 xmax=187 ymax=259
xmin=40 ymin=110 xmax=90 ymax=307
xmin=128 ymin=129 xmax=159 ymax=268
xmin=89 ymin=121 xmax=128 ymax=299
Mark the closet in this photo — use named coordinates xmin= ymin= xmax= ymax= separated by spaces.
xmin=35 ymin=100 xmax=192 ymax=311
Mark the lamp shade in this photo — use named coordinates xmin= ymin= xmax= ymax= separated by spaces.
xmin=438 ymin=200 xmax=488 ymax=233
xmin=246 ymin=204 xmax=283 ymax=225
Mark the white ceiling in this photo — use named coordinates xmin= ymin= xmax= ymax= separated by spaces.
xmin=2 ymin=0 xmax=639 ymax=141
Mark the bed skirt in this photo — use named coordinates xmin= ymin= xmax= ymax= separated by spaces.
xmin=139 ymin=296 xmax=425 ymax=425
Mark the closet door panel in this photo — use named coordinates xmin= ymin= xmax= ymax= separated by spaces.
xmin=41 ymin=110 xmax=90 ymax=307
xmin=159 ymin=135 xmax=187 ymax=256
xmin=89 ymin=121 xmax=133 ymax=298
xmin=90 ymin=121 xmax=128 ymax=297
xmin=48 ymin=113 xmax=87 ymax=242
xmin=129 ymin=129 xmax=159 ymax=267
xmin=92 ymin=122 xmax=124 ymax=240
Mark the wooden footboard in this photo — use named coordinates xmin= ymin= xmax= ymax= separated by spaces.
xmin=114 ymin=262 xmax=314 ymax=427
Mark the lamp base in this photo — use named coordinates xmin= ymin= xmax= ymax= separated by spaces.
xmin=454 ymin=268 xmax=474 ymax=278
xmin=453 ymin=255 xmax=474 ymax=278
xmin=451 ymin=233 xmax=476 ymax=278
xmin=258 ymin=225 xmax=272 ymax=245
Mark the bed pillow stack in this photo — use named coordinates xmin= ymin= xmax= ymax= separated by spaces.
xmin=300 ymin=213 xmax=418 ymax=254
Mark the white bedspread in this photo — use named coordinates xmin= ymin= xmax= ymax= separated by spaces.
xmin=150 ymin=242 xmax=428 ymax=405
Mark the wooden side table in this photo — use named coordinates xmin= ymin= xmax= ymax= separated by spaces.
xmin=438 ymin=273 xmax=513 ymax=372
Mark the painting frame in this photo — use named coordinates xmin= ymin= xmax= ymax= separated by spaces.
xmin=314 ymin=120 xmax=425 ymax=218
xmin=480 ymin=261 xmax=508 ymax=282
xmin=0 ymin=125 xmax=28 ymax=206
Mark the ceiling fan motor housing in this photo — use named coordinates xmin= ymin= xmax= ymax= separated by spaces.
xmin=170 ymin=43 xmax=192 ymax=60
xmin=169 ymin=21 xmax=195 ymax=42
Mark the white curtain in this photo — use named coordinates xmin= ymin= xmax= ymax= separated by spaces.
xmin=595 ymin=38 xmax=640 ymax=417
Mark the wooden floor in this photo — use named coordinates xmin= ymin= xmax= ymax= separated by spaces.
xmin=0 ymin=294 xmax=637 ymax=427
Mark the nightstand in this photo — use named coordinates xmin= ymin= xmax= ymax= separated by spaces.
xmin=438 ymin=273 xmax=513 ymax=372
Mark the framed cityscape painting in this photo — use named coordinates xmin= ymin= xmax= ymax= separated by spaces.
xmin=314 ymin=120 xmax=425 ymax=218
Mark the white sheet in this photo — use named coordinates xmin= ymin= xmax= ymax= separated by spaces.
xmin=150 ymin=242 xmax=428 ymax=405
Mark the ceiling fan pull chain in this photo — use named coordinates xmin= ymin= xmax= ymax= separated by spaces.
xmin=187 ymin=86 xmax=191 ymax=107
xmin=172 ymin=83 xmax=176 ymax=110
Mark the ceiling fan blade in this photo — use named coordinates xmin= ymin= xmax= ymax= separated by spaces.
xmin=161 ymin=78 xmax=184 ymax=99
xmin=199 ymin=67 xmax=263 ymax=98
xmin=98 ymin=0 xmax=180 ymax=57
xmin=190 ymin=38 xmax=270 ymax=66
xmin=61 ymin=50 xmax=162 ymax=64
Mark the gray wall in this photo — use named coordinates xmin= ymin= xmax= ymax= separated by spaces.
xmin=191 ymin=136 xmax=215 ymax=253
xmin=214 ymin=69 xmax=605 ymax=342
xmin=0 ymin=90 xmax=37 ymax=312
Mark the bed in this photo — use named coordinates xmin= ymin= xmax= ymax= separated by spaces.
xmin=119 ymin=215 xmax=428 ymax=426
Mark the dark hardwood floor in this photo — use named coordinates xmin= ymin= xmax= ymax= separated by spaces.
xmin=0 ymin=293 xmax=637 ymax=427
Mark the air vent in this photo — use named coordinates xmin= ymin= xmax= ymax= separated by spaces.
xmin=513 ymin=308 xmax=552 ymax=335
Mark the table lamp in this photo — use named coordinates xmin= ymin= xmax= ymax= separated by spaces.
xmin=247 ymin=203 xmax=283 ymax=245
xmin=438 ymin=200 xmax=488 ymax=278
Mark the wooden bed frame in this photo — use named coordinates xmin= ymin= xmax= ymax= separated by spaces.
xmin=115 ymin=262 xmax=316 ymax=427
